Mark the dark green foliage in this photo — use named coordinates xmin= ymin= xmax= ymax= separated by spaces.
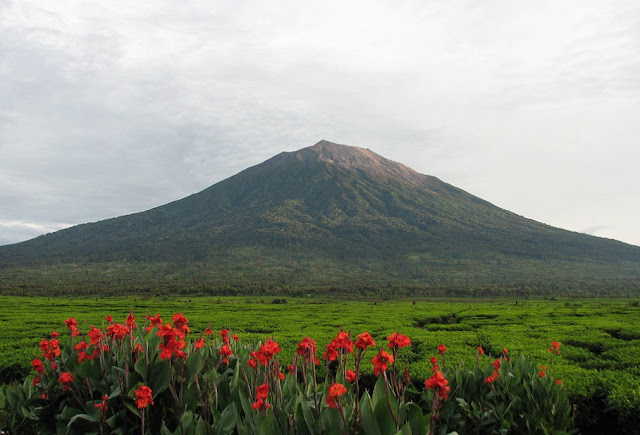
xmin=1 ymin=141 xmax=640 ymax=296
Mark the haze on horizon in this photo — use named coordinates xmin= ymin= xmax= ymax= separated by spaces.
xmin=1 ymin=0 xmax=639 ymax=247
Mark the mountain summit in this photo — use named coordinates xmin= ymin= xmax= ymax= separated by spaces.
xmin=1 ymin=140 xmax=639 ymax=296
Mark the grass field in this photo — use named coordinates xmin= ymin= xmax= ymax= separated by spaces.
xmin=1 ymin=296 xmax=639 ymax=432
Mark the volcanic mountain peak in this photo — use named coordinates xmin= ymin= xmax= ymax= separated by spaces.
xmin=290 ymin=140 xmax=425 ymax=187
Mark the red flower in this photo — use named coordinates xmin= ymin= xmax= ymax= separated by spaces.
xmin=135 ymin=385 xmax=154 ymax=409
xmin=145 ymin=314 xmax=163 ymax=332
xmin=425 ymin=371 xmax=450 ymax=400
xmin=88 ymin=326 xmax=104 ymax=346
xmin=205 ymin=327 xmax=213 ymax=336
xmin=429 ymin=356 xmax=440 ymax=372
xmin=49 ymin=330 xmax=60 ymax=338
xmin=437 ymin=343 xmax=447 ymax=355
xmin=477 ymin=346 xmax=484 ymax=355
xmin=324 ymin=341 xmax=339 ymax=361
xmin=125 ymin=312 xmax=136 ymax=328
xmin=492 ymin=359 xmax=501 ymax=371
xmin=254 ymin=339 xmax=281 ymax=364
xmin=232 ymin=333 xmax=239 ymax=342
xmin=104 ymin=315 xmax=113 ymax=323
xmin=387 ymin=333 xmax=411 ymax=349
xmin=371 ymin=349 xmax=394 ymax=376
xmin=194 ymin=337 xmax=205 ymax=350
xmin=502 ymin=348 xmax=509 ymax=356
xmin=172 ymin=313 xmax=189 ymax=334
xmin=107 ymin=323 xmax=130 ymax=340
xmin=220 ymin=329 xmax=230 ymax=343
xmin=64 ymin=317 xmax=80 ymax=337
xmin=288 ymin=364 xmax=295 ymax=375
xmin=31 ymin=358 xmax=44 ymax=374
xmin=133 ymin=343 xmax=144 ymax=354
xmin=219 ymin=343 xmax=232 ymax=363
xmin=256 ymin=383 xmax=269 ymax=400
xmin=355 ymin=332 xmax=376 ymax=351
xmin=297 ymin=337 xmax=320 ymax=365
xmin=58 ymin=372 xmax=74 ymax=391
xmin=485 ymin=371 xmax=499 ymax=383
xmin=326 ymin=382 xmax=347 ymax=408
xmin=549 ymin=341 xmax=561 ymax=355
xmin=345 ymin=369 xmax=356 ymax=383
xmin=94 ymin=394 xmax=109 ymax=413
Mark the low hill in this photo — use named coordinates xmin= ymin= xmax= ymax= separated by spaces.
xmin=1 ymin=140 xmax=639 ymax=296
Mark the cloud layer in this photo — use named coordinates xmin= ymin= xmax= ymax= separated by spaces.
xmin=1 ymin=0 xmax=639 ymax=246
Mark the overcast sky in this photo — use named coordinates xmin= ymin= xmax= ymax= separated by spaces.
xmin=1 ymin=0 xmax=639 ymax=247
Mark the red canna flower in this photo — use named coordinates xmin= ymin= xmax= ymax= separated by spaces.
xmin=387 ymin=333 xmax=411 ymax=349
xmin=355 ymin=332 xmax=376 ymax=351
xmin=437 ymin=343 xmax=447 ymax=355
xmin=104 ymin=315 xmax=113 ymax=323
xmin=194 ymin=337 xmax=205 ymax=350
xmin=219 ymin=343 xmax=232 ymax=363
xmin=324 ymin=341 xmax=339 ymax=361
xmin=205 ymin=327 xmax=213 ymax=336
xmin=64 ymin=317 xmax=80 ymax=337
xmin=94 ymin=394 xmax=109 ymax=413
xmin=288 ymin=364 xmax=295 ymax=375
xmin=345 ymin=369 xmax=356 ymax=383
xmin=49 ymin=330 xmax=60 ymax=338
xmin=145 ymin=314 xmax=163 ymax=332
xmin=125 ymin=312 xmax=136 ymax=328
xmin=372 ymin=349 xmax=394 ymax=376
xmin=31 ymin=358 xmax=44 ymax=374
xmin=232 ymin=333 xmax=239 ymax=342
xmin=477 ymin=346 xmax=484 ymax=355
xmin=492 ymin=359 xmax=501 ymax=371
xmin=88 ymin=326 xmax=104 ymax=346
xmin=172 ymin=313 xmax=189 ymax=334
xmin=429 ymin=356 xmax=440 ymax=372
xmin=425 ymin=371 xmax=450 ymax=400
xmin=256 ymin=383 xmax=269 ymax=400
xmin=485 ymin=371 xmax=499 ymax=383
xmin=549 ymin=341 xmax=561 ymax=355
xmin=326 ymin=382 xmax=347 ymax=408
xmin=58 ymin=372 xmax=74 ymax=391
xmin=134 ymin=385 xmax=154 ymax=409
xmin=297 ymin=337 xmax=320 ymax=365
xmin=220 ymin=329 xmax=230 ymax=343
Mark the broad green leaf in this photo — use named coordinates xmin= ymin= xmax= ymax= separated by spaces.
xmin=216 ymin=402 xmax=238 ymax=435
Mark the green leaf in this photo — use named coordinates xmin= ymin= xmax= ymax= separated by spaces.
xmin=360 ymin=392 xmax=381 ymax=435
xmin=134 ymin=355 xmax=147 ymax=380
xmin=216 ymin=402 xmax=238 ymax=435
xmin=299 ymin=393 xmax=316 ymax=435
xmin=149 ymin=359 xmax=171 ymax=397
xmin=67 ymin=412 xmax=98 ymax=427
xmin=185 ymin=352 xmax=203 ymax=388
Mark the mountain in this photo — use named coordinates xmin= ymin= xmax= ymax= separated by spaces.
xmin=1 ymin=140 xmax=639 ymax=296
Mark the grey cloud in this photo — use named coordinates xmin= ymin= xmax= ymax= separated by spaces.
xmin=1 ymin=0 xmax=639 ymax=247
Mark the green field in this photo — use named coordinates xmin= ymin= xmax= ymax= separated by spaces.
xmin=1 ymin=296 xmax=640 ymax=432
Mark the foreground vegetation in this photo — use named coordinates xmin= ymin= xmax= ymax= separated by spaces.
xmin=2 ymin=311 xmax=573 ymax=434
xmin=0 ymin=296 xmax=639 ymax=433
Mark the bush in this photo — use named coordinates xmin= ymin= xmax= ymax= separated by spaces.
xmin=1 ymin=313 xmax=574 ymax=434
